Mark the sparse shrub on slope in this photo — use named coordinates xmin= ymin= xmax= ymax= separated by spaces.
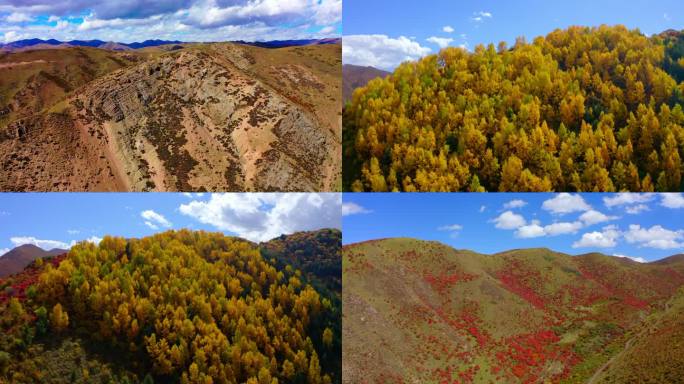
xmin=344 ymin=25 xmax=684 ymax=192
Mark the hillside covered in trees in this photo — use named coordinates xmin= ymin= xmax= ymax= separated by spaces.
xmin=343 ymin=25 xmax=684 ymax=192
xmin=343 ymin=238 xmax=684 ymax=383
xmin=0 ymin=229 xmax=341 ymax=383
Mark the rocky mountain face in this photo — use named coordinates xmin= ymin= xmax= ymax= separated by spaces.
xmin=343 ymin=238 xmax=684 ymax=384
xmin=0 ymin=43 xmax=341 ymax=191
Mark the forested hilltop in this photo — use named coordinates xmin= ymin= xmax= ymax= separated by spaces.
xmin=0 ymin=229 xmax=341 ymax=384
xmin=344 ymin=25 xmax=684 ymax=192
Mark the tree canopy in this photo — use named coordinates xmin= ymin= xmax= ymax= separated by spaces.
xmin=344 ymin=25 xmax=684 ymax=192
xmin=0 ymin=230 xmax=341 ymax=384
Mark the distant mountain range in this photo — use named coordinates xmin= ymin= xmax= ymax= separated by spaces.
xmin=234 ymin=38 xmax=341 ymax=48
xmin=342 ymin=64 xmax=390 ymax=103
xmin=0 ymin=244 xmax=66 ymax=278
xmin=0 ymin=38 xmax=341 ymax=52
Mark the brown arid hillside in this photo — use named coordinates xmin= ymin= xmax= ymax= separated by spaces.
xmin=343 ymin=238 xmax=684 ymax=384
xmin=0 ymin=244 xmax=67 ymax=278
xmin=342 ymin=64 xmax=390 ymax=103
xmin=0 ymin=42 xmax=341 ymax=192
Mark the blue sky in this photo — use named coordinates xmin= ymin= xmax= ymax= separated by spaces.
xmin=343 ymin=0 xmax=682 ymax=70
xmin=0 ymin=193 xmax=341 ymax=256
xmin=0 ymin=0 xmax=341 ymax=44
xmin=343 ymin=193 xmax=684 ymax=262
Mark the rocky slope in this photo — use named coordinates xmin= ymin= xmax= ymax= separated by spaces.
xmin=343 ymin=238 xmax=684 ymax=383
xmin=0 ymin=42 xmax=341 ymax=191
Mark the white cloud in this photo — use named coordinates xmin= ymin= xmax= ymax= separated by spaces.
xmin=603 ymin=193 xmax=654 ymax=208
xmin=443 ymin=25 xmax=454 ymax=33
xmin=179 ymin=193 xmax=341 ymax=242
xmin=5 ymin=12 xmax=34 ymax=23
xmin=664 ymin=13 xmax=671 ymax=21
xmin=471 ymin=11 xmax=492 ymax=22
xmin=438 ymin=224 xmax=463 ymax=237
xmin=613 ymin=254 xmax=646 ymax=263
xmin=503 ymin=199 xmax=527 ymax=210
xmin=141 ymin=210 xmax=172 ymax=230
xmin=543 ymin=221 xmax=583 ymax=236
xmin=625 ymin=204 xmax=649 ymax=214
xmin=426 ymin=36 xmax=453 ymax=48
xmin=493 ymin=211 xmax=526 ymax=229
xmin=579 ymin=210 xmax=617 ymax=226
xmin=67 ymin=229 xmax=80 ymax=235
xmin=2 ymin=31 xmax=27 ymax=44
xmin=0 ymin=248 xmax=9 ymax=257
xmin=0 ymin=1 xmax=341 ymax=44
xmin=516 ymin=221 xmax=545 ymax=238
xmin=661 ymin=193 xmax=684 ymax=209
xmin=572 ymin=225 xmax=620 ymax=248
xmin=343 ymin=34 xmax=431 ymax=70
xmin=479 ymin=205 xmax=486 ymax=213
xmin=10 ymin=236 xmax=73 ymax=250
xmin=85 ymin=236 xmax=103 ymax=245
xmin=342 ymin=202 xmax=371 ymax=216
xmin=624 ymin=224 xmax=684 ymax=249
xmin=542 ymin=193 xmax=591 ymax=215
xmin=514 ymin=220 xmax=582 ymax=238
xmin=438 ymin=224 xmax=463 ymax=231
xmin=184 ymin=0 xmax=338 ymax=28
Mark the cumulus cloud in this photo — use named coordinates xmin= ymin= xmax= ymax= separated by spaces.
xmin=342 ymin=202 xmax=371 ymax=216
xmin=0 ymin=0 xmax=340 ymax=43
xmin=542 ymin=193 xmax=591 ymax=215
xmin=661 ymin=193 xmax=684 ymax=209
xmin=515 ymin=220 xmax=582 ymax=238
xmin=603 ymin=193 xmax=654 ymax=208
xmin=85 ymin=236 xmax=103 ymax=244
xmin=438 ymin=224 xmax=463 ymax=237
xmin=543 ymin=221 xmax=583 ymax=236
xmin=572 ymin=225 xmax=620 ymax=248
xmin=503 ymin=199 xmax=527 ymax=210
xmin=443 ymin=25 xmax=454 ymax=33
xmin=426 ymin=36 xmax=453 ymax=48
xmin=186 ymin=0 xmax=327 ymax=29
xmin=493 ymin=211 xmax=526 ymax=229
xmin=579 ymin=210 xmax=617 ymax=226
xmin=141 ymin=210 xmax=172 ymax=230
xmin=438 ymin=224 xmax=463 ymax=231
xmin=10 ymin=236 xmax=73 ymax=250
xmin=343 ymin=34 xmax=431 ymax=70
xmin=2 ymin=30 xmax=26 ymax=43
xmin=625 ymin=204 xmax=649 ymax=214
xmin=179 ymin=193 xmax=341 ymax=242
xmin=471 ymin=11 xmax=492 ymax=22
xmin=613 ymin=254 xmax=646 ymax=263
xmin=5 ymin=12 xmax=33 ymax=23
xmin=624 ymin=224 xmax=684 ymax=249
xmin=515 ymin=221 xmax=545 ymax=238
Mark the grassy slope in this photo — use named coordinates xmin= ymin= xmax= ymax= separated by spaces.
xmin=343 ymin=238 xmax=684 ymax=384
